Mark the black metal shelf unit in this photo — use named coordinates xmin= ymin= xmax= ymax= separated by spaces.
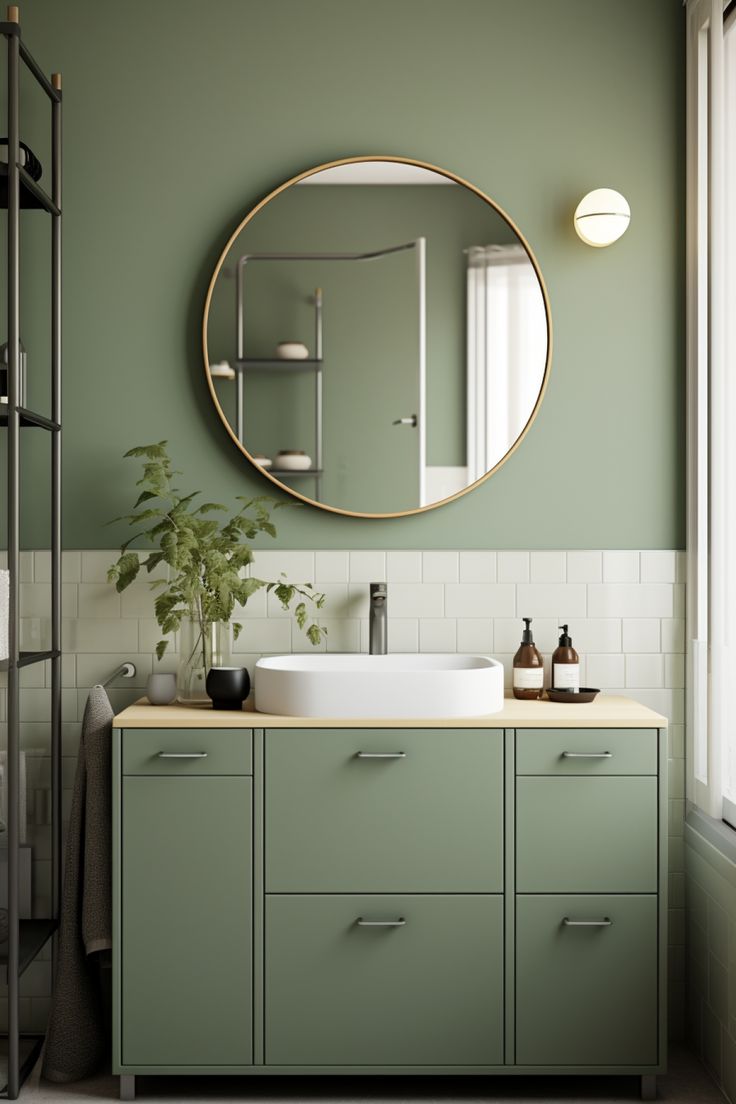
xmin=0 ymin=6 xmax=62 ymax=1098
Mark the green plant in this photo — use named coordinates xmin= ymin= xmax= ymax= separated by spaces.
xmin=107 ymin=441 xmax=325 ymax=663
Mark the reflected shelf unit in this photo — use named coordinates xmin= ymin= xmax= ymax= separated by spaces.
xmin=225 ymin=240 xmax=421 ymax=502
xmin=233 ymin=271 xmax=324 ymax=500
xmin=0 ymin=6 xmax=62 ymax=1098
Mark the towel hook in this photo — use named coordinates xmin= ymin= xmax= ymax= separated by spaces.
xmin=102 ymin=661 xmax=136 ymax=688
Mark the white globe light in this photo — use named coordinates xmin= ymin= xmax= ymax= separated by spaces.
xmin=574 ymin=189 xmax=630 ymax=247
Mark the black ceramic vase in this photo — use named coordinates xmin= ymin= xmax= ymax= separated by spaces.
xmin=205 ymin=666 xmax=251 ymax=710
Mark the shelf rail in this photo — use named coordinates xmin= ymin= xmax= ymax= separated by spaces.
xmin=1 ymin=5 xmax=62 ymax=1097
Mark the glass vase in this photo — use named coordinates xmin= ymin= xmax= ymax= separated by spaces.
xmin=177 ymin=616 xmax=229 ymax=705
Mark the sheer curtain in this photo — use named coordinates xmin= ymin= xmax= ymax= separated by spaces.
xmin=466 ymin=245 xmax=547 ymax=483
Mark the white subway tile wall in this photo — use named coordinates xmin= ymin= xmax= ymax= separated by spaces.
xmin=0 ymin=548 xmax=686 ymax=1037
xmin=685 ymin=831 xmax=736 ymax=1096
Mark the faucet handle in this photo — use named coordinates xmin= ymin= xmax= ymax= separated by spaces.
xmin=370 ymin=581 xmax=387 ymax=600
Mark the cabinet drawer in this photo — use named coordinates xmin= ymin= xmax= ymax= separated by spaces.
xmin=265 ymin=894 xmax=503 ymax=1066
xmin=516 ymin=728 xmax=657 ymax=775
xmin=122 ymin=728 xmax=252 ymax=775
xmin=516 ymin=776 xmax=657 ymax=892
xmin=265 ymin=728 xmax=503 ymax=892
xmin=516 ymin=894 xmax=658 ymax=1066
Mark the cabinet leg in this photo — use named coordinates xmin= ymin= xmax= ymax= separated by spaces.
xmin=640 ymin=1074 xmax=656 ymax=1100
xmin=120 ymin=1075 xmax=136 ymax=1101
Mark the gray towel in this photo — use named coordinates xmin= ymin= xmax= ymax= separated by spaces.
xmin=42 ymin=685 xmax=113 ymax=1083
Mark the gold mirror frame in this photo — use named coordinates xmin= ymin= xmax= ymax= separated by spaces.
xmin=202 ymin=155 xmax=553 ymax=519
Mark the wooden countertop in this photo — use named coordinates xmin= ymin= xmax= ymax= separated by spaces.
xmin=113 ymin=693 xmax=667 ymax=729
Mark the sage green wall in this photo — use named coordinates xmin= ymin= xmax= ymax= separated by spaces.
xmin=14 ymin=0 xmax=684 ymax=548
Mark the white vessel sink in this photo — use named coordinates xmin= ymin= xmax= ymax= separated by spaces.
xmin=254 ymin=653 xmax=504 ymax=719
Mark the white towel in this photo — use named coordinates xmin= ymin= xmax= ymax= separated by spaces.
xmin=0 ymin=569 xmax=9 ymax=661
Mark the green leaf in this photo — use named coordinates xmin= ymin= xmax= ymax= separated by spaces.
xmin=124 ymin=441 xmax=169 ymax=459
xmin=155 ymin=639 xmax=169 ymax=661
xmin=112 ymin=551 xmax=140 ymax=592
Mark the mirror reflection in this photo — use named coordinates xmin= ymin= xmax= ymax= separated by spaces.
xmin=205 ymin=159 xmax=550 ymax=517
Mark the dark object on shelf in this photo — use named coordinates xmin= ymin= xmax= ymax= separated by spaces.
xmin=0 ymin=137 xmax=41 ymax=179
xmin=206 ymin=666 xmax=251 ymax=710
xmin=546 ymin=687 xmax=600 ymax=704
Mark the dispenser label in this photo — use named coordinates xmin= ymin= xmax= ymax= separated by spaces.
xmin=513 ymin=667 xmax=544 ymax=690
xmin=554 ymin=663 xmax=580 ymax=690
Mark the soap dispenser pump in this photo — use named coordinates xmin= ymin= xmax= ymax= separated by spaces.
xmin=512 ymin=617 xmax=544 ymax=700
xmin=552 ymin=624 xmax=580 ymax=691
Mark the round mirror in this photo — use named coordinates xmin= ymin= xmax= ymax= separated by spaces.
xmin=203 ymin=156 xmax=551 ymax=518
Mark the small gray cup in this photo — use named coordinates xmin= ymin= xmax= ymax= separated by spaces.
xmin=147 ymin=672 xmax=177 ymax=706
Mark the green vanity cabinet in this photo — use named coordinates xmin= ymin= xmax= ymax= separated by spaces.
xmin=113 ymin=712 xmax=666 ymax=1099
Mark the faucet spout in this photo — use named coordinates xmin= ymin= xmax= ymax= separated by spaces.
xmin=369 ymin=582 xmax=388 ymax=655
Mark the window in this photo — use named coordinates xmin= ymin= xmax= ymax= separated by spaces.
xmin=686 ymin=0 xmax=736 ymax=823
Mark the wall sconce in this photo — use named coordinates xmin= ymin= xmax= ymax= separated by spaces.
xmin=574 ymin=189 xmax=630 ymax=247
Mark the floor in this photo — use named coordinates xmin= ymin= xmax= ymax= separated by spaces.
xmin=22 ymin=1049 xmax=727 ymax=1103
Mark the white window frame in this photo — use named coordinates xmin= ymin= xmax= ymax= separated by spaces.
xmin=686 ymin=0 xmax=733 ymax=820
xmin=721 ymin=3 xmax=736 ymax=825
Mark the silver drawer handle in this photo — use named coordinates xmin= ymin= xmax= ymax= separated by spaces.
xmin=356 ymin=917 xmax=406 ymax=927
xmin=157 ymin=752 xmax=208 ymax=759
xmin=562 ymin=917 xmax=612 ymax=927
xmin=355 ymin=752 xmax=406 ymax=759
xmin=561 ymin=751 xmax=612 ymax=759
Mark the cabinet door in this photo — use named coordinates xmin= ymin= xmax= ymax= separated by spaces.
xmin=265 ymin=894 xmax=503 ymax=1066
xmin=122 ymin=776 xmax=252 ymax=1066
xmin=516 ymin=895 xmax=657 ymax=1066
xmin=265 ymin=728 xmax=503 ymax=892
xmin=516 ymin=776 xmax=657 ymax=892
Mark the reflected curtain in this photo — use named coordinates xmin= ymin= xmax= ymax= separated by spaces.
xmin=466 ymin=245 xmax=547 ymax=482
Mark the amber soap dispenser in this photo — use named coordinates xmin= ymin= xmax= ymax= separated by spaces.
xmin=513 ymin=617 xmax=544 ymax=700
xmin=552 ymin=624 xmax=580 ymax=691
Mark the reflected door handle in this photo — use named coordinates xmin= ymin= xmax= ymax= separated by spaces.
xmin=392 ymin=415 xmax=417 ymax=427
